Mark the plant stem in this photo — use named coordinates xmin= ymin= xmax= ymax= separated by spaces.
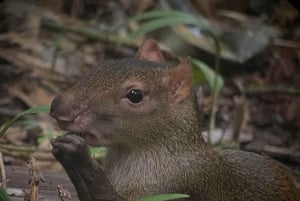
xmin=207 ymin=34 xmax=221 ymax=145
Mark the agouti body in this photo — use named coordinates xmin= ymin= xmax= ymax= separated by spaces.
xmin=50 ymin=40 xmax=300 ymax=201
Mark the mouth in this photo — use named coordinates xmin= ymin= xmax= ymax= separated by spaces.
xmin=72 ymin=132 xmax=89 ymax=138
xmin=64 ymin=131 xmax=93 ymax=142
xmin=65 ymin=131 xmax=106 ymax=147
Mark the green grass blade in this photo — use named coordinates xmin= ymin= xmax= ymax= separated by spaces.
xmin=122 ymin=10 xmax=193 ymax=30
xmin=0 ymin=187 xmax=11 ymax=201
xmin=139 ymin=194 xmax=189 ymax=201
xmin=113 ymin=10 xmax=186 ymax=32
xmin=191 ymin=58 xmax=224 ymax=93
xmin=128 ymin=15 xmax=205 ymax=39
xmin=0 ymin=105 xmax=51 ymax=138
xmin=130 ymin=10 xmax=191 ymax=21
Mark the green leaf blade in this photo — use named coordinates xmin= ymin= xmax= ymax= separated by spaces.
xmin=139 ymin=194 xmax=189 ymax=201
xmin=0 ymin=105 xmax=51 ymax=138
xmin=0 ymin=187 xmax=11 ymax=201
xmin=128 ymin=14 xmax=207 ymax=39
xmin=130 ymin=10 xmax=187 ymax=22
xmin=191 ymin=58 xmax=224 ymax=93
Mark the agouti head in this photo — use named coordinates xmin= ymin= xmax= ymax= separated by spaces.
xmin=50 ymin=40 xmax=200 ymax=148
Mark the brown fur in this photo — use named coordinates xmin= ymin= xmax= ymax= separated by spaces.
xmin=50 ymin=40 xmax=300 ymax=201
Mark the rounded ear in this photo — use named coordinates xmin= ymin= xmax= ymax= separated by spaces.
xmin=166 ymin=58 xmax=192 ymax=103
xmin=136 ymin=39 xmax=165 ymax=62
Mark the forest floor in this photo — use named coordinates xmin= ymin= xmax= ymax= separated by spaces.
xmin=0 ymin=0 xmax=299 ymax=200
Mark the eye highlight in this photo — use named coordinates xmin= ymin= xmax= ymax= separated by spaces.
xmin=126 ymin=89 xmax=144 ymax=103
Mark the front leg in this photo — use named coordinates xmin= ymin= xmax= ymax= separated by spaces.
xmin=51 ymin=134 xmax=122 ymax=201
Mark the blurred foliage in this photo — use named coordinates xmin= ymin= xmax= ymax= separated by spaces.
xmin=127 ymin=10 xmax=223 ymax=93
xmin=191 ymin=58 xmax=223 ymax=93
xmin=139 ymin=194 xmax=189 ymax=201
xmin=0 ymin=187 xmax=11 ymax=201
xmin=127 ymin=10 xmax=211 ymax=39
xmin=0 ymin=105 xmax=51 ymax=138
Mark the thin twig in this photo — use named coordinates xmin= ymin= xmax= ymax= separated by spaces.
xmin=23 ymin=157 xmax=45 ymax=201
xmin=0 ymin=152 xmax=6 ymax=189
xmin=57 ymin=184 xmax=71 ymax=201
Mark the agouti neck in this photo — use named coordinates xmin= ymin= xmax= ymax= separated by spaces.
xmin=103 ymin=94 xmax=216 ymax=196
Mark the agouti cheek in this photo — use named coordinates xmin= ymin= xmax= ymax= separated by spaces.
xmin=120 ymin=97 xmax=156 ymax=115
xmin=85 ymin=135 xmax=105 ymax=146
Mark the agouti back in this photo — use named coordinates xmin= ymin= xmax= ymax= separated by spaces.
xmin=50 ymin=39 xmax=300 ymax=201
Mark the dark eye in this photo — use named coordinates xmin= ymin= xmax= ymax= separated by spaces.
xmin=126 ymin=89 xmax=144 ymax=103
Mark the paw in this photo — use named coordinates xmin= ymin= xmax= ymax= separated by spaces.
xmin=51 ymin=134 xmax=91 ymax=166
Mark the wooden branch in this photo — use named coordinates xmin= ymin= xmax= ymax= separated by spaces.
xmin=0 ymin=153 xmax=6 ymax=189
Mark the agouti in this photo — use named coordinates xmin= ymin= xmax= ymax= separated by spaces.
xmin=50 ymin=39 xmax=300 ymax=201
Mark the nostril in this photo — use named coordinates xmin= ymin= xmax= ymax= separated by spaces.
xmin=50 ymin=96 xmax=62 ymax=118
xmin=50 ymin=96 xmax=80 ymax=123
xmin=50 ymin=97 xmax=59 ymax=118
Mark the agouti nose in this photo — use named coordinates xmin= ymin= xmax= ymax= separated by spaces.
xmin=50 ymin=95 xmax=80 ymax=122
